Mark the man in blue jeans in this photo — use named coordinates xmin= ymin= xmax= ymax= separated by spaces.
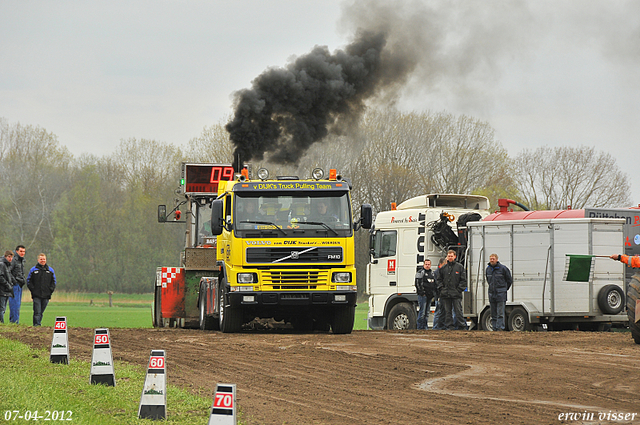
xmin=26 ymin=253 xmax=57 ymax=326
xmin=485 ymin=253 xmax=512 ymax=331
xmin=9 ymin=245 xmax=26 ymax=323
xmin=0 ymin=251 xmax=15 ymax=323
xmin=415 ymin=259 xmax=436 ymax=330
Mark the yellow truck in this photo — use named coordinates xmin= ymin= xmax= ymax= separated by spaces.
xmin=155 ymin=163 xmax=372 ymax=333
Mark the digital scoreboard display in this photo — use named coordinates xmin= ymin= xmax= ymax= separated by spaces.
xmin=183 ymin=164 xmax=235 ymax=194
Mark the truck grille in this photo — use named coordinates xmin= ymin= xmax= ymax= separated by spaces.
xmin=260 ymin=270 xmax=330 ymax=289
xmin=246 ymin=247 xmax=343 ymax=263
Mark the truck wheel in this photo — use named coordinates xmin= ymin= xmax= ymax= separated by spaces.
xmin=508 ymin=307 xmax=532 ymax=332
xmin=291 ymin=316 xmax=314 ymax=332
xmin=479 ymin=308 xmax=493 ymax=331
xmin=598 ymin=284 xmax=624 ymax=315
xmin=313 ymin=318 xmax=331 ymax=332
xmin=386 ymin=303 xmax=417 ymax=330
xmin=331 ymin=306 xmax=355 ymax=334
xmin=199 ymin=290 xmax=216 ymax=331
xmin=218 ymin=280 xmax=243 ymax=333
xmin=627 ymin=274 xmax=640 ymax=344
xmin=153 ymin=285 xmax=163 ymax=328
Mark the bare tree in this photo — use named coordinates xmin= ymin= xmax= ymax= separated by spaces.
xmin=513 ymin=146 xmax=630 ymax=209
xmin=0 ymin=119 xmax=72 ymax=252
xmin=185 ymin=122 xmax=234 ymax=164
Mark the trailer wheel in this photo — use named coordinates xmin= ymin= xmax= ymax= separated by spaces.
xmin=199 ymin=289 xmax=216 ymax=331
xmin=627 ymin=274 xmax=640 ymax=344
xmin=153 ymin=284 xmax=163 ymax=328
xmin=331 ymin=305 xmax=355 ymax=334
xmin=508 ymin=307 xmax=532 ymax=332
xmin=218 ymin=279 xmax=243 ymax=333
xmin=598 ymin=284 xmax=624 ymax=315
xmin=479 ymin=308 xmax=493 ymax=331
xmin=386 ymin=303 xmax=417 ymax=330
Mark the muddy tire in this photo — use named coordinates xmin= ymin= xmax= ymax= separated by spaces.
xmin=153 ymin=284 xmax=163 ymax=328
xmin=331 ymin=306 xmax=355 ymax=334
xmin=479 ymin=308 xmax=493 ymax=331
xmin=219 ymin=279 xmax=243 ymax=333
xmin=597 ymin=284 xmax=624 ymax=315
xmin=508 ymin=307 xmax=532 ymax=332
xmin=199 ymin=287 xmax=217 ymax=331
xmin=386 ymin=303 xmax=417 ymax=330
xmin=627 ymin=274 xmax=640 ymax=344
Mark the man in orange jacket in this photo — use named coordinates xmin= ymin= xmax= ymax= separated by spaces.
xmin=610 ymin=254 xmax=640 ymax=268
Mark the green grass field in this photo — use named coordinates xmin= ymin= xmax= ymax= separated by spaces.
xmin=0 ymin=332 xmax=220 ymax=424
xmin=11 ymin=292 xmax=369 ymax=330
xmin=0 ymin=293 xmax=369 ymax=424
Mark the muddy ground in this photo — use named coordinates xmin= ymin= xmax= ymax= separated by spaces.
xmin=2 ymin=326 xmax=639 ymax=425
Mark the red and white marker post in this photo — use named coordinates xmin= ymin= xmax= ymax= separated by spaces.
xmin=138 ymin=350 xmax=167 ymax=420
xmin=208 ymin=383 xmax=237 ymax=425
xmin=90 ymin=328 xmax=115 ymax=386
xmin=50 ymin=316 xmax=69 ymax=364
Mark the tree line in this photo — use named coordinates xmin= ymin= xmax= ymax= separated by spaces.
xmin=0 ymin=111 xmax=630 ymax=294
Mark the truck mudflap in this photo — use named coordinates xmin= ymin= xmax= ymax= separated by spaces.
xmin=227 ymin=291 xmax=357 ymax=308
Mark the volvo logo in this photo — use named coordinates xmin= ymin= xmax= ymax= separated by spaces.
xmin=291 ymin=251 xmax=300 ymax=259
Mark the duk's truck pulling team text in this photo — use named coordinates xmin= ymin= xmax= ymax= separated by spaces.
xmin=154 ymin=163 xmax=371 ymax=334
xmin=367 ymin=194 xmax=638 ymax=337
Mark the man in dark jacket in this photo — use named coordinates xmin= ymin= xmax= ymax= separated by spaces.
xmin=415 ymin=259 xmax=436 ymax=330
xmin=0 ymin=251 xmax=15 ymax=323
xmin=485 ymin=253 xmax=512 ymax=331
xmin=9 ymin=245 xmax=26 ymax=324
xmin=26 ymin=253 xmax=57 ymax=326
xmin=431 ymin=257 xmax=446 ymax=330
xmin=436 ymin=250 xmax=467 ymax=330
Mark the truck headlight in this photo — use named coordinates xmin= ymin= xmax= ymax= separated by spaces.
xmin=237 ymin=273 xmax=257 ymax=283
xmin=230 ymin=286 xmax=254 ymax=292
xmin=336 ymin=285 xmax=356 ymax=291
xmin=332 ymin=272 xmax=352 ymax=283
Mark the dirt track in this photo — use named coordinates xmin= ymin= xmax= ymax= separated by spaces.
xmin=3 ymin=327 xmax=639 ymax=424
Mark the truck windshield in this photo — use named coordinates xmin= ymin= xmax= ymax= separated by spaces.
xmin=196 ymin=201 xmax=215 ymax=246
xmin=234 ymin=192 xmax=353 ymax=238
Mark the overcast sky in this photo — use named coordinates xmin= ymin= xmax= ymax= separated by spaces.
xmin=1 ymin=1 xmax=639 ymax=204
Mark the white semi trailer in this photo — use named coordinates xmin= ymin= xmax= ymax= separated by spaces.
xmin=467 ymin=217 xmax=627 ymax=331
xmin=367 ymin=195 xmax=628 ymax=331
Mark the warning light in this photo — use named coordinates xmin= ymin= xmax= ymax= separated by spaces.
xmin=391 ymin=202 xmax=397 ymax=210
xmin=329 ymin=169 xmax=337 ymax=181
xmin=175 ymin=210 xmax=181 ymax=221
xmin=180 ymin=178 xmax=185 ymax=185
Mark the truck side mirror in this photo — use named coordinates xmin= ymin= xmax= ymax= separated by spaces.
xmin=210 ymin=199 xmax=224 ymax=235
xmin=360 ymin=204 xmax=373 ymax=229
xmin=158 ymin=205 xmax=167 ymax=223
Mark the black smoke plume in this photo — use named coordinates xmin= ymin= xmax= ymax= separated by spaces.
xmin=226 ymin=30 xmax=398 ymax=169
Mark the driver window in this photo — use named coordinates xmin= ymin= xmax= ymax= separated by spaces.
xmin=373 ymin=231 xmax=397 ymax=258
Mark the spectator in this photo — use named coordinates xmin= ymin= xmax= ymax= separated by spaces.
xmin=431 ymin=257 xmax=447 ymax=330
xmin=9 ymin=245 xmax=26 ymax=324
xmin=436 ymin=250 xmax=467 ymax=330
xmin=415 ymin=259 xmax=436 ymax=330
xmin=0 ymin=251 xmax=15 ymax=323
xmin=26 ymin=253 xmax=57 ymax=327
xmin=485 ymin=253 xmax=512 ymax=331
